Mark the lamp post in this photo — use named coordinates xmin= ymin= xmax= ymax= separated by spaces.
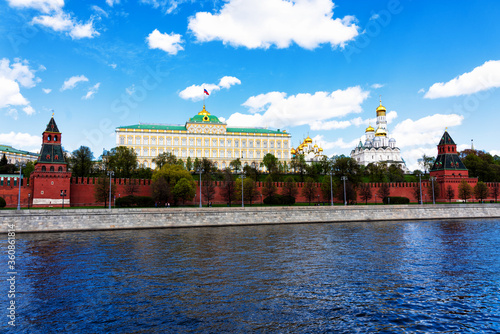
xmin=341 ymin=176 xmax=348 ymax=206
xmin=196 ymin=167 xmax=204 ymax=208
xmin=375 ymin=194 xmax=377 ymax=205
xmin=419 ymin=173 xmax=423 ymax=205
xmin=16 ymin=163 xmax=25 ymax=211
xmin=28 ymin=193 xmax=30 ymax=209
xmin=60 ymin=190 xmax=66 ymax=209
xmin=329 ymin=170 xmax=334 ymax=206
xmin=107 ymin=171 xmax=114 ymax=209
xmin=241 ymin=173 xmax=245 ymax=208
xmin=430 ymin=176 xmax=436 ymax=205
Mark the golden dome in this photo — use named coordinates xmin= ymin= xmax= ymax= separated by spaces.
xmin=304 ymin=136 xmax=313 ymax=144
xmin=198 ymin=105 xmax=210 ymax=116
xmin=376 ymin=100 xmax=386 ymax=116
xmin=291 ymin=148 xmax=296 ymax=154
xmin=375 ymin=127 xmax=387 ymax=137
xmin=319 ymin=148 xmax=323 ymax=152
xmin=365 ymin=125 xmax=375 ymax=132
xmin=314 ymin=144 xmax=318 ymax=148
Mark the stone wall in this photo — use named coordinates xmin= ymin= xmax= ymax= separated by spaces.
xmin=2 ymin=204 xmax=500 ymax=233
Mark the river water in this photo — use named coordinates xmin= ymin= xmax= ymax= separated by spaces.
xmin=2 ymin=219 xmax=500 ymax=333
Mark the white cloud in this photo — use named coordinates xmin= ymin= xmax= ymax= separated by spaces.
xmin=6 ymin=108 xmax=18 ymax=120
xmin=424 ymin=60 xmax=500 ymax=99
xmin=402 ymin=147 xmax=438 ymax=172
xmin=371 ymin=83 xmax=384 ymax=89
xmin=7 ymin=0 xmax=64 ymax=13
xmin=0 ymin=58 xmax=39 ymax=112
xmin=32 ymin=12 xmax=100 ymax=39
xmin=109 ymin=63 xmax=117 ymax=69
xmin=60 ymin=75 xmax=88 ymax=91
xmin=418 ymin=88 xmax=425 ymax=94
xmin=310 ymin=110 xmax=398 ymax=131
xmin=140 ymin=0 xmax=187 ymax=14
xmin=179 ymin=76 xmax=241 ymax=101
xmin=92 ymin=5 xmax=108 ymax=17
xmin=227 ymin=86 xmax=369 ymax=129
xmin=42 ymin=88 xmax=51 ymax=94
xmin=125 ymin=84 xmax=135 ymax=96
xmin=106 ymin=0 xmax=120 ymax=6
xmin=218 ymin=76 xmax=241 ymax=89
xmin=146 ymin=29 xmax=184 ymax=55
xmin=369 ymin=13 xmax=380 ymax=21
xmin=23 ymin=105 xmax=35 ymax=115
xmin=0 ymin=132 xmax=41 ymax=152
xmin=82 ymin=82 xmax=101 ymax=100
xmin=392 ymin=113 xmax=463 ymax=148
xmin=188 ymin=0 xmax=359 ymax=49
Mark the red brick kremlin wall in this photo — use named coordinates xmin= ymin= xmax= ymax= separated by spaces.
xmin=1 ymin=176 xmax=499 ymax=208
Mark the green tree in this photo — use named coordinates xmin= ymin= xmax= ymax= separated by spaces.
xmin=321 ymin=175 xmax=336 ymax=204
xmin=220 ymin=169 xmax=236 ymax=206
xmin=413 ymin=183 xmax=422 ymax=203
xmin=152 ymin=164 xmax=193 ymax=205
xmin=377 ymin=183 xmax=390 ymax=203
xmin=106 ymin=146 xmax=137 ymax=178
xmin=491 ymin=183 xmax=499 ymax=203
xmin=0 ymin=154 xmax=7 ymax=166
xmin=124 ymin=179 xmax=139 ymax=196
xmin=427 ymin=180 xmax=441 ymax=203
xmin=235 ymin=177 xmax=259 ymax=205
xmin=134 ymin=167 xmax=152 ymax=179
xmin=70 ymin=146 xmax=94 ymax=177
xmin=458 ymin=179 xmax=473 ymax=202
xmin=387 ymin=164 xmax=405 ymax=182
xmin=262 ymin=174 xmax=278 ymax=198
xmin=94 ymin=177 xmax=116 ymax=207
xmin=445 ymin=185 xmax=455 ymax=203
xmin=229 ymin=158 xmax=242 ymax=174
xmin=474 ymin=181 xmax=489 ymax=203
xmin=333 ymin=155 xmax=362 ymax=184
xmin=262 ymin=153 xmax=279 ymax=174
xmin=194 ymin=157 xmax=201 ymax=170
xmin=153 ymin=152 xmax=178 ymax=169
xmin=282 ymin=175 xmax=298 ymax=199
xmin=366 ymin=162 xmax=386 ymax=182
xmin=291 ymin=154 xmax=307 ymax=180
xmin=302 ymin=177 xmax=317 ymax=205
xmin=22 ymin=161 xmax=35 ymax=179
xmin=172 ymin=177 xmax=196 ymax=204
xmin=359 ymin=183 xmax=372 ymax=204
xmin=185 ymin=157 xmax=193 ymax=171
xmin=151 ymin=176 xmax=171 ymax=205
xmin=418 ymin=154 xmax=435 ymax=174
xmin=202 ymin=173 xmax=216 ymax=205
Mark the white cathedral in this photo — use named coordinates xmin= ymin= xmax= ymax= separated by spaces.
xmin=350 ymin=100 xmax=408 ymax=172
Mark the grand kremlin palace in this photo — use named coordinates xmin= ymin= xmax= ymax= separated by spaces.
xmin=115 ymin=106 xmax=292 ymax=170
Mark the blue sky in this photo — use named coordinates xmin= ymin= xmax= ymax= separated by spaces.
xmin=1 ymin=0 xmax=500 ymax=170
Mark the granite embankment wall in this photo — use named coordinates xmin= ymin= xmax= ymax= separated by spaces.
xmin=2 ymin=204 xmax=500 ymax=233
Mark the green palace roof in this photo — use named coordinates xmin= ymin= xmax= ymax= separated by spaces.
xmin=188 ymin=114 xmax=223 ymax=123
xmin=0 ymin=145 xmax=38 ymax=157
xmin=118 ymin=124 xmax=187 ymax=131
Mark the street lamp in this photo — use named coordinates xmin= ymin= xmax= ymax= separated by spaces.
xmin=196 ymin=167 xmax=204 ymax=208
xmin=107 ymin=171 xmax=114 ymax=209
xmin=419 ymin=173 xmax=423 ymax=205
xmin=28 ymin=193 xmax=30 ymax=210
xmin=430 ymin=176 xmax=436 ymax=205
xmin=341 ymin=176 xmax=348 ymax=206
xmin=15 ymin=163 xmax=25 ymax=211
xmin=329 ymin=169 xmax=334 ymax=206
xmin=241 ymin=173 xmax=245 ymax=208
xmin=60 ymin=190 xmax=67 ymax=209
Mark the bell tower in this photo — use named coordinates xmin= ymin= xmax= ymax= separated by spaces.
xmin=31 ymin=115 xmax=71 ymax=207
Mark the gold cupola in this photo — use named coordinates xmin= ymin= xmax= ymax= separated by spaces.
xmin=365 ymin=124 xmax=375 ymax=132
xmin=304 ymin=136 xmax=313 ymax=144
xmin=376 ymin=99 xmax=386 ymax=116
xmin=375 ymin=126 xmax=387 ymax=137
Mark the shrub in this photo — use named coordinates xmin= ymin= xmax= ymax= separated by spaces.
xmin=116 ymin=195 xmax=155 ymax=207
xmin=383 ymin=196 xmax=410 ymax=204
xmin=263 ymin=194 xmax=296 ymax=205
xmin=0 ymin=197 xmax=6 ymax=208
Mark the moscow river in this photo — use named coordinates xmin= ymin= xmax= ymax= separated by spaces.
xmin=2 ymin=219 xmax=500 ymax=333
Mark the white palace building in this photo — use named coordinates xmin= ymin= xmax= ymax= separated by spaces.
xmin=350 ymin=100 xmax=408 ymax=171
xmin=115 ymin=105 xmax=292 ymax=170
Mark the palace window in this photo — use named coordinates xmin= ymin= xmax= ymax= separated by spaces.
xmin=182 ymin=150 xmax=187 ymax=157
xmin=205 ymin=139 xmax=209 ymax=146
xmin=128 ymin=137 xmax=132 ymax=145
xmin=212 ymin=150 xmax=217 ymax=157
xmin=197 ymin=139 xmax=201 ymax=146
xmin=152 ymin=137 xmax=156 ymax=144
xmin=278 ymin=152 xmax=281 ymax=158
xmin=277 ymin=142 xmax=281 ymax=148
xmin=182 ymin=138 xmax=187 ymax=146
xmin=256 ymin=140 xmax=260 ymax=148
xmin=190 ymin=139 xmax=194 ymax=146
xmin=249 ymin=151 xmax=253 ymax=158
xmin=227 ymin=150 xmax=232 ymax=158
xmin=167 ymin=138 xmax=172 ymax=145
xmin=242 ymin=140 xmax=246 ymax=147
xmin=270 ymin=141 xmax=274 ymax=148
xmin=174 ymin=138 xmax=179 ymax=145
xmin=151 ymin=149 xmax=156 ymax=156
xmin=144 ymin=137 xmax=149 ymax=145
xmin=212 ymin=139 xmax=217 ymax=146
xmin=249 ymin=140 xmax=253 ymax=148
xmin=227 ymin=140 xmax=232 ymax=147
xmin=120 ymin=137 xmax=125 ymax=145
xmin=159 ymin=138 xmax=164 ymax=145
xmin=257 ymin=151 xmax=261 ymax=158
xmin=136 ymin=149 xmax=140 ymax=155
xmin=220 ymin=139 xmax=224 ymax=147
xmin=263 ymin=141 xmax=267 ymax=148
xmin=159 ymin=148 xmax=164 ymax=154
xmin=197 ymin=149 xmax=201 ymax=157
xmin=205 ymin=149 xmax=209 ymax=157
xmin=284 ymin=142 xmax=288 ymax=148
xmin=144 ymin=149 xmax=148 ymax=156
xmin=189 ymin=149 xmax=194 ymax=157
xmin=220 ymin=151 xmax=225 ymax=158
xmin=235 ymin=140 xmax=239 ymax=147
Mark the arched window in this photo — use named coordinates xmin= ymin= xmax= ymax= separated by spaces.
xmin=58 ymin=166 xmax=63 ymax=172
xmin=54 ymin=135 xmax=58 ymax=141
xmin=47 ymin=135 xmax=51 ymax=141
xmin=42 ymin=166 xmax=46 ymax=172
xmin=50 ymin=166 xmax=54 ymax=172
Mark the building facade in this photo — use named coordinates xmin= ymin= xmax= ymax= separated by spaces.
xmin=0 ymin=145 xmax=38 ymax=165
xmin=351 ymin=100 xmax=408 ymax=171
xmin=115 ymin=106 xmax=292 ymax=170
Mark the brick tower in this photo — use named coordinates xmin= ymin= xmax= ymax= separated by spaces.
xmin=31 ymin=116 xmax=71 ymax=207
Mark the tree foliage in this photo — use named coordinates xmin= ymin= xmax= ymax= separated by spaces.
xmin=473 ymin=181 xmax=489 ymax=202
xmin=70 ymin=146 xmax=94 ymax=177
xmin=235 ymin=177 xmax=259 ymax=205
xmin=282 ymin=175 xmax=298 ymax=199
xmin=173 ymin=178 xmax=196 ymax=204
xmin=262 ymin=153 xmax=279 ymax=174
xmin=377 ymin=183 xmax=390 ymax=203
xmin=262 ymin=174 xmax=278 ymax=198
xmin=359 ymin=183 xmax=372 ymax=204
xmin=94 ymin=177 xmax=116 ymax=207
xmin=302 ymin=177 xmax=317 ymax=205
xmin=458 ymin=179 xmax=473 ymax=202
xmin=220 ymin=169 xmax=236 ymax=206
xmin=445 ymin=185 xmax=455 ymax=203
xmin=106 ymin=146 xmax=137 ymax=178
xmin=320 ymin=175 xmax=336 ymax=204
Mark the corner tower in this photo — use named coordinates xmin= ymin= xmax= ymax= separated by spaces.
xmin=430 ymin=130 xmax=468 ymax=178
xmin=31 ymin=116 xmax=71 ymax=207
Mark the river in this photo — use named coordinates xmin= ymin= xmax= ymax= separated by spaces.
xmin=2 ymin=219 xmax=500 ymax=333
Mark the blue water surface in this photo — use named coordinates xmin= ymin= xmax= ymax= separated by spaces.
xmin=2 ymin=219 xmax=500 ymax=333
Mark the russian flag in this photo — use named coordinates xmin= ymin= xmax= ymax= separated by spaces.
xmin=204 ymin=89 xmax=209 ymax=95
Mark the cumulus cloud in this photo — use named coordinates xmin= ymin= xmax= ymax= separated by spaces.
xmin=109 ymin=63 xmax=117 ymax=69
xmin=23 ymin=105 xmax=36 ymax=115
xmin=0 ymin=132 xmax=41 ymax=151
xmin=310 ymin=110 xmax=398 ymax=131
xmin=7 ymin=0 xmax=63 ymax=13
xmin=188 ymin=0 xmax=359 ymax=49
xmin=106 ymin=0 xmax=120 ymax=6
xmin=140 ymin=0 xmax=190 ymax=14
xmin=32 ymin=12 xmax=100 ymax=39
xmin=42 ymin=88 xmax=51 ymax=94
xmin=60 ymin=75 xmax=88 ymax=91
xmin=6 ymin=108 xmax=18 ymax=120
xmin=226 ymin=86 xmax=369 ymax=129
xmin=179 ymin=76 xmax=242 ymax=101
xmin=392 ymin=113 xmax=463 ymax=148
xmin=82 ymin=82 xmax=101 ymax=100
xmin=424 ymin=60 xmax=500 ymax=99
xmin=146 ymin=29 xmax=184 ymax=55
xmin=313 ymin=134 xmax=358 ymax=151
xmin=371 ymin=83 xmax=384 ymax=89
xmin=0 ymin=58 xmax=39 ymax=112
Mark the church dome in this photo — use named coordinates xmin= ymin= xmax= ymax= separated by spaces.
xmin=314 ymin=144 xmax=318 ymax=148
xmin=375 ymin=127 xmax=387 ymax=137
xmin=319 ymin=148 xmax=323 ymax=152
xmin=365 ymin=125 xmax=375 ymax=132
xmin=304 ymin=136 xmax=313 ymax=144
xmin=374 ymin=136 xmax=381 ymax=142
xmin=291 ymin=148 xmax=296 ymax=154
xmin=364 ymin=140 xmax=372 ymax=147
xmin=389 ymin=138 xmax=396 ymax=143
xmin=376 ymin=100 xmax=386 ymax=116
